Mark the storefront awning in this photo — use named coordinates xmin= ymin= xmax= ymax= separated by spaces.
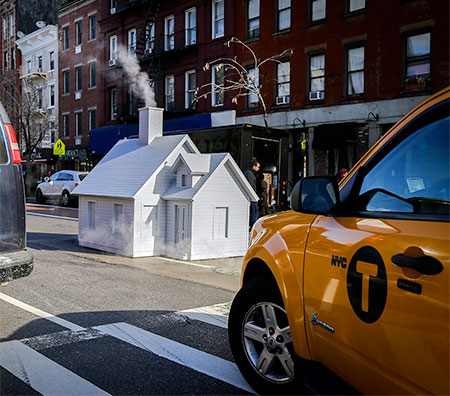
xmin=90 ymin=124 xmax=139 ymax=155
xmin=164 ymin=113 xmax=211 ymax=132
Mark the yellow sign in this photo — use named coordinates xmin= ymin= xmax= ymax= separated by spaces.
xmin=53 ymin=139 xmax=65 ymax=156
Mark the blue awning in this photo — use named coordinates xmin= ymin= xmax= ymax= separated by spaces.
xmin=163 ymin=113 xmax=211 ymax=132
xmin=90 ymin=124 xmax=138 ymax=155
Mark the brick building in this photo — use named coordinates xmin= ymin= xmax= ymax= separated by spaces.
xmin=233 ymin=0 xmax=449 ymax=179
xmin=58 ymin=0 xmax=101 ymax=171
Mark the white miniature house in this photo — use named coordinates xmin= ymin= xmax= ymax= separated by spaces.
xmin=74 ymin=107 xmax=258 ymax=260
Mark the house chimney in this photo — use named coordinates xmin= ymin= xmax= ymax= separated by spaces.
xmin=138 ymin=107 xmax=164 ymax=145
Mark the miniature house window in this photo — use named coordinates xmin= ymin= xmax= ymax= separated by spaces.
xmin=88 ymin=202 xmax=96 ymax=230
xmin=214 ymin=207 xmax=229 ymax=239
xmin=112 ymin=203 xmax=124 ymax=234
xmin=181 ymin=174 xmax=187 ymax=187
xmin=175 ymin=204 xmax=188 ymax=244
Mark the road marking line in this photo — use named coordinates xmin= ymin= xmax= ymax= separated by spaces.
xmin=0 ymin=340 xmax=110 ymax=396
xmin=95 ymin=322 xmax=254 ymax=394
xmin=26 ymin=212 xmax=78 ymax=221
xmin=0 ymin=292 xmax=84 ymax=332
xmin=176 ymin=302 xmax=230 ymax=329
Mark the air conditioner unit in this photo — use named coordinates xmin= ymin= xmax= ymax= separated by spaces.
xmin=276 ymin=95 xmax=290 ymax=105
xmin=144 ymin=48 xmax=153 ymax=56
xmin=109 ymin=59 xmax=117 ymax=67
xmin=309 ymin=91 xmax=325 ymax=101
xmin=110 ymin=7 xmax=116 ymax=14
xmin=75 ymin=136 xmax=82 ymax=145
xmin=75 ymin=45 xmax=81 ymax=54
xmin=75 ymin=91 xmax=81 ymax=100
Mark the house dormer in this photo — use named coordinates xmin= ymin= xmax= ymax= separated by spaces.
xmin=169 ymin=153 xmax=210 ymax=188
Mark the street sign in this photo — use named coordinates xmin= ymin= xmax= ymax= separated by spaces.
xmin=53 ymin=139 xmax=65 ymax=156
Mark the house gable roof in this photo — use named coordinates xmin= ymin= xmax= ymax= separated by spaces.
xmin=169 ymin=153 xmax=211 ymax=175
xmin=74 ymin=135 xmax=198 ymax=198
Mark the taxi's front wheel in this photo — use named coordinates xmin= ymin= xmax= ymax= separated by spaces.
xmin=228 ymin=277 xmax=302 ymax=395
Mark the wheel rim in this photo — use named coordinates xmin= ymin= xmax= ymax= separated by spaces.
xmin=62 ymin=193 xmax=69 ymax=206
xmin=242 ymin=302 xmax=294 ymax=383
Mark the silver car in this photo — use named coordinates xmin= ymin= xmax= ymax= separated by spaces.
xmin=36 ymin=170 xmax=88 ymax=206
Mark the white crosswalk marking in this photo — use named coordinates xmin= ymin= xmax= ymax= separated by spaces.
xmin=95 ymin=322 xmax=254 ymax=394
xmin=0 ymin=340 xmax=110 ymax=395
xmin=176 ymin=302 xmax=230 ymax=329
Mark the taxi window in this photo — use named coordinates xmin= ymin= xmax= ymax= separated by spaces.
xmin=358 ymin=115 xmax=449 ymax=216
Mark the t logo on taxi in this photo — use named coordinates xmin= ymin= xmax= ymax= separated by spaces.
xmin=347 ymin=246 xmax=387 ymax=323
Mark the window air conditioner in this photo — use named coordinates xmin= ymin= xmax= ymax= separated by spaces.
xmin=309 ymin=91 xmax=325 ymax=101
xmin=75 ymin=45 xmax=81 ymax=54
xmin=276 ymin=95 xmax=290 ymax=105
xmin=110 ymin=8 xmax=116 ymax=14
xmin=75 ymin=91 xmax=81 ymax=100
xmin=75 ymin=136 xmax=82 ymax=145
xmin=109 ymin=59 xmax=116 ymax=67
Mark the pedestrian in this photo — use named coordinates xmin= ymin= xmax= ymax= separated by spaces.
xmin=258 ymin=175 xmax=271 ymax=217
xmin=336 ymin=168 xmax=348 ymax=182
xmin=244 ymin=159 xmax=260 ymax=227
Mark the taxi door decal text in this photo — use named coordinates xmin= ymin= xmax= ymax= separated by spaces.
xmin=347 ymin=246 xmax=387 ymax=323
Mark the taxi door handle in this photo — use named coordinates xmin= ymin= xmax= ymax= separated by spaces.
xmin=392 ymin=254 xmax=443 ymax=275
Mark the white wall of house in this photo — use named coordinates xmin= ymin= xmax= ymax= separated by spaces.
xmin=78 ymin=196 xmax=134 ymax=256
xmin=190 ymin=165 xmax=250 ymax=260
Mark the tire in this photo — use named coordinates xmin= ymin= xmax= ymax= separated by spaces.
xmin=61 ymin=190 xmax=71 ymax=207
xmin=36 ymin=189 xmax=45 ymax=204
xmin=228 ymin=277 xmax=302 ymax=395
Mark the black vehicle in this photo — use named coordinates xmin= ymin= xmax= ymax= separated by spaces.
xmin=0 ymin=101 xmax=33 ymax=283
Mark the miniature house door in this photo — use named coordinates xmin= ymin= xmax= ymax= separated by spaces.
xmin=174 ymin=204 xmax=188 ymax=245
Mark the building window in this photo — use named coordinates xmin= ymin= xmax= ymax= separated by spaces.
xmin=3 ymin=51 xmax=8 ymax=71
xmin=3 ymin=17 xmax=8 ymax=39
xmin=247 ymin=0 xmax=260 ymax=39
xmin=110 ymin=0 xmax=117 ymax=13
xmin=247 ymin=67 xmax=259 ymax=108
xmin=63 ymin=26 xmax=69 ymax=50
xmin=75 ymin=66 xmax=82 ymax=91
xmin=89 ymin=15 xmax=96 ymax=40
xmin=10 ymin=13 xmax=14 ymax=37
xmin=89 ymin=109 xmax=96 ymax=131
xmin=37 ymin=88 xmax=43 ymax=109
xmin=112 ymin=204 xmax=124 ymax=234
xmin=110 ymin=35 xmax=118 ymax=60
xmin=145 ymin=23 xmax=155 ymax=53
xmin=181 ymin=174 xmax=187 ymax=187
xmin=212 ymin=0 xmax=224 ymax=39
xmin=347 ymin=46 xmax=364 ymax=95
xmin=128 ymin=28 xmax=136 ymax=56
xmin=63 ymin=70 xmax=69 ymax=94
xmin=214 ymin=207 xmax=229 ymax=239
xmin=88 ymin=202 xmax=96 ymax=230
xmin=310 ymin=0 xmax=326 ymax=23
xmin=185 ymin=7 xmax=196 ymax=46
xmin=277 ymin=0 xmax=291 ymax=31
xmin=11 ymin=48 xmax=15 ymax=69
xmin=185 ymin=70 xmax=196 ymax=109
xmin=76 ymin=20 xmax=82 ymax=45
xmin=111 ymin=88 xmax=117 ymax=120
xmin=276 ymin=61 xmax=290 ymax=102
xmin=165 ymin=16 xmax=175 ymax=50
xmin=26 ymin=59 xmax=31 ymax=74
xmin=37 ymin=55 xmax=43 ymax=72
xmin=165 ymin=75 xmax=174 ymax=111
xmin=63 ymin=114 xmax=70 ymax=137
xmin=405 ymin=32 xmax=431 ymax=86
xmin=75 ymin=112 xmax=82 ymax=136
xmin=212 ymin=65 xmax=224 ymax=106
xmin=49 ymin=85 xmax=55 ymax=107
xmin=129 ymin=84 xmax=137 ymax=115
xmin=49 ymin=51 xmax=54 ymax=71
xmin=89 ymin=62 xmax=96 ymax=88
xmin=348 ymin=0 xmax=365 ymax=12
xmin=309 ymin=54 xmax=325 ymax=96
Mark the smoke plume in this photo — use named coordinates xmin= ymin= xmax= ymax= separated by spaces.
xmin=118 ymin=45 xmax=156 ymax=107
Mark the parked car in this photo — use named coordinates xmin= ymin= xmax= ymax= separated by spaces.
xmin=229 ymin=87 xmax=449 ymax=395
xmin=0 ymin=101 xmax=33 ymax=283
xmin=36 ymin=170 xmax=88 ymax=207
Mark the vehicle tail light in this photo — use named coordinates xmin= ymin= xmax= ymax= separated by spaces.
xmin=75 ymin=183 xmax=79 ymax=187
xmin=4 ymin=123 xmax=21 ymax=164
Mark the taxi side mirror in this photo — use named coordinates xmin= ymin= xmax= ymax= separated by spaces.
xmin=290 ymin=176 xmax=340 ymax=215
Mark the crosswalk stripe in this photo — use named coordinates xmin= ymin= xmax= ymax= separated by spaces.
xmin=0 ymin=340 xmax=110 ymax=396
xmin=176 ymin=302 xmax=230 ymax=329
xmin=95 ymin=322 xmax=254 ymax=394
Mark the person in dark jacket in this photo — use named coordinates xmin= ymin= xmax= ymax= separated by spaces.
xmin=244 ymin=159 xmax=260 ymax=227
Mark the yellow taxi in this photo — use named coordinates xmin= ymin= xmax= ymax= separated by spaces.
xmin=229 ymin=87 xmax=449 ymax=395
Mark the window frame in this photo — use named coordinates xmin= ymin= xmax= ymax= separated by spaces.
xmin=185 ymin=7 xmax=197 ymax=46
xmin=145 ymin=23 xmax=155 ymax=52
xmin=276 ymin=60 xmax=290 ymax=101
xmin=276 ymin=0 xmax=291 ymax=32
xmin=63 ymin=26 xmax=69 ymax=50
xmin=88 ymin=108 xmax=96 ymax=131
xmin=212 ymin=0 xmax=225 ymax=39
xmin=246 ymin=66 xmax=259 ymax=109
xmin=185 ymin=69 xmax=196 ymax=109
xmin=110 ymin=35 xmax=118 ymax=60
xmin=89 ymin=62 xmax=96 ymax=88
xmin=346 ymin=0 xmax=365 ymax=13
xmin=128 ymin=28 xmax=137 ymax=56
xmin=11 ymin=48 xmax=15 ymax=69
xmin=309 ymin=0 xmax=326 ymax=24
xmin=403 ymin=30 xmax=431 ymax=88
xmin=63 ymin=113 xmax=70 ymax=137
xmin=75 ymin=111 xmax=82 ymax=137
xmin=110 ymin=88 xmax=117 ymax=120
xmin=165 ymin=74 xmax=175 ymax=111
xmin=165 ymin=15 xmax=175 ymax=51
xmin=63 ymin=70 xmax=70 ymax=94
xmin=49 ymin=51 xmax=54 ymax=71
xmin=247 ymin=0 xmax=260 ymax=40
xmin=75 ymin=66 xmax=82 ymax=92
xmin=49 ymin=85 xmax=55 ymax=108
xmin=89 ymin=14 xmax=96 ymax=41
xmin=308 ymin=52 xmax=326 ymax=95
xmin=211 ymin=65 xmax=224 ymax=107
xmin=75 ymin=20 xmax=82 ymax=45
xmin=345 ymin=44 xmax=365 ymax=96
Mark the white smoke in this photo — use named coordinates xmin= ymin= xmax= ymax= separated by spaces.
xmin=118 ymin=45 xmax=156 ymax=107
